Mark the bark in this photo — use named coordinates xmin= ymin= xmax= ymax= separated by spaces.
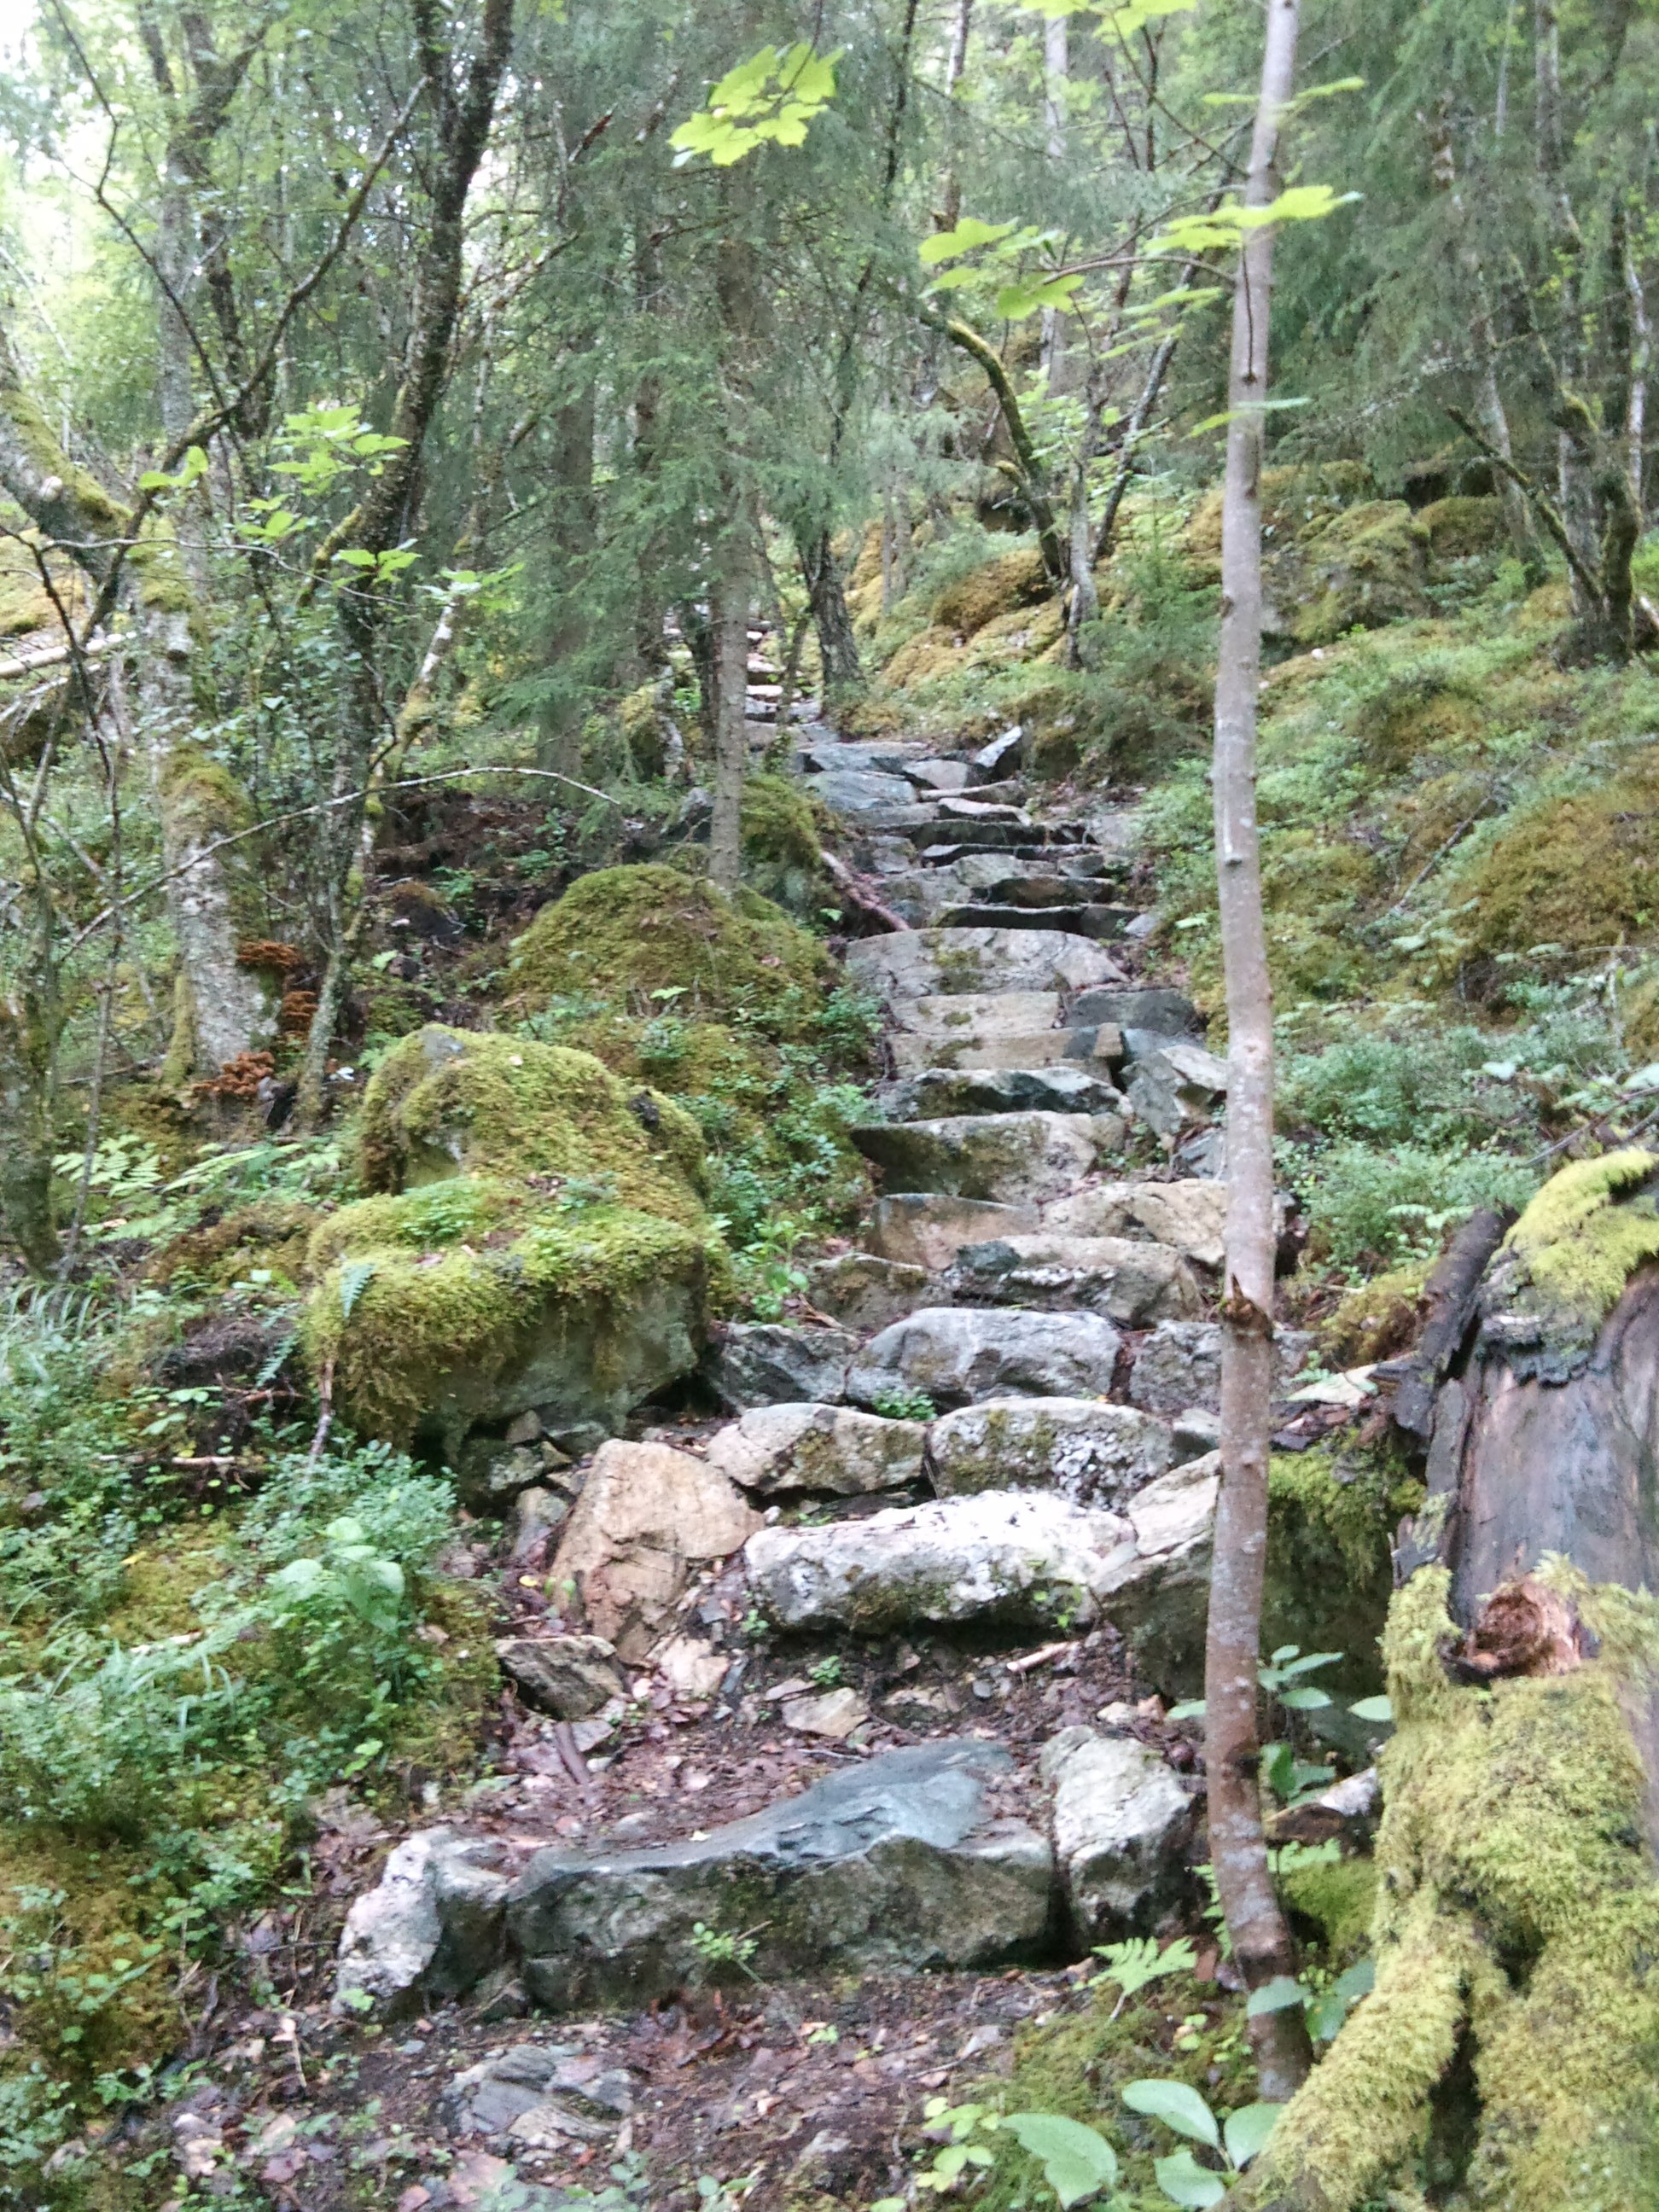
xmin=295 ymin=0 xmax=514 ymax=1126
xmin=1204 ymin=0 xmax=1311 ymax=2106
xmin=800 ymin=528 xmax=862 ymax=703
xmin=938 ymin=0 xmax=974 ymax=235
xmin=0 ymin=318 xmax=270 ymax=1074
xmin=1249 ymin=1183 xmax=1659 ymax=2209
xmin=536 ymin=369 xmax=599 ymax=776
xmin=937 ymin=317 xmax=1068 ymax=588
xmin=1533 ymin=0 xmax=1598 ymax=614
xmin=1039 ymin=16 xmax=1069 ymax=391
xmin=0 ymin=970 xmax=59 ymax=1273
xmin=707 ymin=524 xmax=750 ymax=894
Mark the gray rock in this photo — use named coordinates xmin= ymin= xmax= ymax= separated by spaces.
xmin=745 ymin=1491 xmax=1138 ymax=1635
xmin=941 ymin=1234 xmax=1202 ymax=1324
xmin=1042 ymin=1730 xmax=1194 ymax=1943
xmin=708 ymin=1322 xmax=859 ymax=1409
xmin=888 ymin=987 xmax=1062 ymax=1043
xmin=853 ymin=1111 xmax=1126 ymax=1207
xmin=878 ymin=1065 xmax=1122 ymax=1121
xmin=906 ymin=759 xmax=972 ymax=793
xmin=506 ymin=1740 xmax=1052 ymax=2008
xmin=335 ymin=1831 xmax=510 ymax=2017
xmin=1044 ymin=1179 xmax=1230 ymax=1269
xmin=889 ymin=1030 xmax=1088 ymax=1078
xmin=800 ymin=739 xmax=926 ymax=777
xmin=928 ymin=1397 xmax=1173 ymax=1506
xmin=805 ymin=1252 xmax=931 ymax=1332
xmin=866 ymin=1195 xmax=1039 ymax=1272
xmin=495 ymin=1634 xmax=629 ymax=1719
xmin=1126 ymin=1039 xmax=1230 ymax=1144
xmin=805 ymin=767 xmax=925 ymax=814
xmin=702 ymin=1402 xmax=928 ymax=1496
xmin=453 ymin=1440 xmax=549 ymax=1511
xmin=1128 ymin=1321 xmax=1313 ymax=1416
xmin=849 ymin=1307 xmax=1123 ymax=1408
xmin=506 ymin=1486 xmax=569 ymax=1564
xmin=847 ymin=928 xmax=1122 ymax=1003
xmin=1171 ymin=1407 xmax=1222 ymax=1463
xmin=1068 ymin=987 xmax=1202 ymax=1037
xmin=971 ymin=727 xmax=1026 ymax=777
xmin=1094 ymin=1454 xmax=1221 ymax=1690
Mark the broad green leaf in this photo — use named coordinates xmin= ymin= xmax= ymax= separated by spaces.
xmin=1279 ymin=1685 xmax=1333 ymax=1710
xmin=998 ymin=2113 xmax=1118 ymax=2208
xmin=1167 ymin=1697 xmax=1206 ymax=1720
xmin=996 ymin=271 xmax=1086 ymax=321
xmin=270 ymin=1557 xmax=328 ymax=1602
xmin=1122 ymin=2080 xmax=1220 ymax=2150
xmin=1276 ymin=1650 xmax=1344 ymax=1676
xmin=334 ymin=547 xmax=377 ymax=568
xmin=1238 ymin=184 xmax=1361 ymax=229
xmin=1334 ymin=1958 xmax=1377 ymax=2004
xmin=1153 ymin=2149 xmax=1226 ymax=2208
xmin=1246 ymin=1976 xmax=1305 ymax=2017
xmin=1349 ymin=1694 xmax=1393 ymax=1722
xmin=1306 ymin=1984 xmax=1348 ymax=2041
xmin=920 ymin=218 xmax=1020 ymax=266
xmin=1222 ymin=2104 xmax=1283 ymax=2169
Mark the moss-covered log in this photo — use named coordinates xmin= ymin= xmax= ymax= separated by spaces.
xmin=1247 ymin=1155 xmax=1659 ymax=2211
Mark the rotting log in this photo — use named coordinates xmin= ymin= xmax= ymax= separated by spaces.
xmin=1246 ymin=1151 xmax=1659 ymax=2212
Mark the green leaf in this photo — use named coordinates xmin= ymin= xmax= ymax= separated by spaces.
xmin=1349 ymin=1694 xmax=1393 ymax=1722
xmin=920 ymin=218 xmax=1020 ymax=267
xmin=1275 ymin=1650 xmax=1345 ymax=1677
xmin=1246 ymin=1976 xmax=1304 ymax=2017
xmin=1278 ymin=1685 xmax=1333 ymax=1710
xmin=1334 ymin=1958 xmax=1377 ymax=2004
xmin=996 ymin=271 xmax=1086 ymax=321
xmin=338 ymin=1260 xmax=377 ymax=1318
xmin=1091 ymin=1935 xmax=1199 ymax=2003
xmin=1166 ymin=1697 xmax=1206 ymax=1720
xmin=998 ymin=2114 xmax=1119 ymax=2208
xmin=1152 ymin=2149 xmax=1226 ymax=2209
xmin=334 ymin=547 xmax=377 ymax=568
xmin=1222 ymin=2104 xmax=1282 ymax=2169
xmin=1122 ymin=2081 xmax=1220 ymax=2150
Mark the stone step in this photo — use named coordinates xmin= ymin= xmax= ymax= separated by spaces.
xmin=847 ymin=926 xmax=1124 ymax=1000
xmin=866 ymin=1194 xmax=1040 ymax=1271
xmin=799 ymin=739 xmax=930 ymax=777
xmin=910 ymin=820 xmax=1086 ymax=853
xmin=928 ymin=1396 xmax=1174 ymax=1506
xmin=852 ymin=1108 xmax=1126 ymax=1207
xmin=1042 ymin=1179 xmax=1231 ymax=1270
xmin=975 ymin=871 xmax=1126 ymax=907
xmin=938 ymin=902 xmax=1142 ymax=941
xmin=806 ymin=768 xmax=937 ymax=830
xmin=888 ymin=1028 xmax=1104 ymax=1076
xmin=703 ymin=1402 xmax=928 ymax=1497
xmin=1069 ymin=985 xmax=1203 ymax=1036
xmin=888 ymin=986 xmax=1063 ymax=1039
xmin=973 ymin=727 xmax=1027 ymax=778
xmin=1127 ymin=1318 xmax=1314 ymax=1416
xmin=848 ymin=1305 xmax=1124 ymax=1408
xmin=878 ymin=1062 xmax=1122 ymax=1119
xmin=940 ymin=1232 xmax=1203 ymax=1326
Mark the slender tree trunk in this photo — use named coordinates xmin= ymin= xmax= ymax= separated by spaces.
xmin=1622 ymin=211 xmax=1650 ymax=519
xmin=800 ymin=529 xmax=862 ymax=707
xmin=1534 ymin=0 xmax=1598 ymax=614
xmin=1040 ymin=16 xmax=1069 ymax=390
xmin=939 ymin=0 xmax=974 ymax=234
xmin=0 ymin=987 xmax=59 ymax=1274
xmin=1205 ymin=0 xmax=1312 ymax=2107
xmin=707 ymin=524 xmax=750 ymax=893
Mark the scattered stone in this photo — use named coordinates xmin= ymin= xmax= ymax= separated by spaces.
xmin=866 ymin=1194 xmax=1039 ymax=1272
xmin=849 ymin=1306 xmax=1123 ymax=1408
xmin=651 ymin=1634 xmax=731 ymax=1701
xmin=707 ymin=1321 xmax=859 ymax=1409
xmin=972 ymin=727 xmax=1026 ymax=777
xmin=1041 ymin=1728 xmax=1194 ymax=1943
xmin=853 ymin=1111 xmax=1126 ymax=1207
xmin=781 ymin=1685 xmax=868 ymax=1738
xmin=445 ymin=2045 xmax=636 ymax=2142
xmin=506 ymin=1486 xmax=569 ymax=1563
xmin=494 ymin=1634 xmax=629 ymax=1719
xmin=334 ymin=1831 xmax=509 ymax=2016
xmin=746 ymin=1488 xmax=1147 ymax=1634
xmin=1044 ymin=1179 xmax=1231 ymax=1270
xmin=1128 ymin=1321 xmax=1313 ymax=1416
xmin=847 ymin=927 xmax=1122 ymax=1002
xmin=1171 ymin=1407 xmax=1222 ymax=1462
xmin=879 ymin=1065 xmax=1123 ymax=1120
xmin=941 ymin=1233 xmax=1202 ymax=1324
xmin=928 ymin=1397 xmax=1173 ymax=1506
xmin=702 ymin=1402 xmax=928 ymax=1496
xmin=1269 ymin=1766 xmax=1382 ymax=1848
xmin=454 ymin=1439 xmax=549 ymax=1510
xmin=1125 ymin=1039 xmax=1230 ymax=1144
xmin=507 ymin=1739 xmax=1051 ymax=2006
xmin=805 ymin=1251 xmax=932 ymax=1332
xmin=1095 ymin=1454 xmax=1221 ymax=1688
xmin=548 ymin=1440 xmax=761 ymax=1662
xmin=906 ymin=759 xmax=972 ymax=792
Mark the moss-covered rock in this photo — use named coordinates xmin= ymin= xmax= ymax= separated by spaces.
xmin=930 ymin=547 xmax=1051 ymax=637
xmin=1263 ymin=1446 xmax=1418 ymax=1718
xmin=1462 ymin=766 xmax=1659 ymax=963
xmin=308 ymin=1027 xmax=722 ymax=1449
xmin=1417 ymin=493 xmax=1506 ymax=564
xmin=509 ymin=864 xmax=830 ymax=1039
xmin=1289 ymin=500 xmax=1430 ymax=645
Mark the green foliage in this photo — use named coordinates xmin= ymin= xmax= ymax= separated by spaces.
xmin=871 ymin=1384 xmax=936 ymax=1422
xmin=1091 ymin=1936 xmax=1200 ymax=2018
xmin=670 ymin=43 xmax=840 ymax=167
xmin=1502 ymin=1148 xmax=1659 ymax=1330
xmin=1121 ymin=2079 xmax=1282 ymax=2206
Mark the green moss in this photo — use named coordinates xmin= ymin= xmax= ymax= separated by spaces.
xmin=146 ymin=1198 xmax=313 ymax=1290
xmin=1464 ymin=771 xmax=1659 ymax=963
xmin=1249 ymin=1567 xmax=1659 ymax=2211
xmin=1319 ymin=1263 xmax=1430 ymax=1367
xmin=1502 ymin=1148 xmax=1659 ymax=1330
xmin=1279 ymin=1851 xmax=1378 ymax=1965
xmin=1418 ymin=494 xmax=1506 ymax=563
xmin=154 ymin=748 xmax=252 ymax=840
xmin=1264 ymin=1447 xmax=1419 ymax=1699
xmin=354 ymin=1025 xmax=707 ymax=1217
xmin=509 ymin=864 xmax=830 ymax=1039
xmin=930 ymin=547 xmax=1051 ymax=637
xmin=1290 ymin=501 xmax=1429 ymax=646
xmin=741 ymin=772 xmax=823 ymax=871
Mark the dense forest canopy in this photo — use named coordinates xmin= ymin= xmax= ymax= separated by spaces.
xmin=2 ymin=0 xmax=1659 ymax=2207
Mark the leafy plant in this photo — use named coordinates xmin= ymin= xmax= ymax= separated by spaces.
xmin=689 ymin=1920 xmax=761 ymax=1980
xmin=871 ymin=1385 xmax=936 ymax=1423
xmin=1121 ymin=2081 xmax=1282 ymax=2208
xmin=1091 ymin=1935 xmax=1200 ymax=2018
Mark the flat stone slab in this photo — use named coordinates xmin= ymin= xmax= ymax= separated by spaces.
xmin=853 ymin=1111 xmax=1126 ymax=1206
xmin=745 ymin=1489 xmax=1138 ymax=1634
xmin=879 ymin=1065 xmax=1123 ymax=1120
xmin=847 ymin=928 xmax=1122 ymax=1001
xmin=940 ymin=904 xmax=1139 ymax=941
xmin=905 ymin=759 xmax=972 ymax=793
xmin=707 ymin=1322 xmax=859 ymax=1410
xmin=889 ymin=1030 xmax=1100 ymax=1076
xmin=806 ymin=768 xmax=927 ymax=816
xmin=866 ymin=1195 xmax=1039 ymax=1272
xmin=804 ymin=1251 xmax=932 ymax=1331
xmin=702 ymin=1403 xmax=928 ymax=1496
xmin=1045 ymin=1179 xmax=1231 ymax=1269
xmin=506 ymin=1740 xmax=1053 ymax=2007
xmin=941 ymin=1232 xmax=1202 ymax=1325
xmin=889 ymin=988 xmax=1062 ymax=1039
xmin=848 ymin=1306 xmax=1123 ymax=1408
xmin=929 ymin=1396 xmax=1173 ymax=1506
xmin=1069 ymin=987 xmax=1202 ymax=1036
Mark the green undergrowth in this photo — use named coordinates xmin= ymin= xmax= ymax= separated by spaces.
xmin=1264 ymin=1444 xmax=1421 ymax=1705
xmin=0 ymin=1293 xmax=488 ymax=2183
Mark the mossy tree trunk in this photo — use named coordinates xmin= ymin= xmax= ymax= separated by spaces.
xmin=1248 ymin=1161 xmax=1659 ymax=2212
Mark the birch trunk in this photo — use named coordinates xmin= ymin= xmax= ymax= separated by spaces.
xmin=1205 ymin=0 xmax=1312 ymax=2106
xmin=707 ymin=527 xmax=750 ymax=894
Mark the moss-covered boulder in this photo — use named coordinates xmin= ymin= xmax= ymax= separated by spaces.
xmin=509 ymin=864 xmax=830 ymax=1039
xmin=1289 ymin=500 xmax=1430 ymax=644
xmin=739 ymin=771 xmax=830 ymax=917
xmin=929 ymin=546 xmax=1051 ymax=637
xmin=305 ymin=1028 xmax=723 ymax=1452
xmin=1463 ymin=768 xmax=1659 ymax=965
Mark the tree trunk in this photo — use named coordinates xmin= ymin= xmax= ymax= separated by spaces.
xmin=1040 ymin=16 xmax=1069 ymax=391
xmin=800 ymin=528 xmax=862 ymax=707
xmin=1249 ymin=1155 xmax=1659 ymax=2210
xmin=938 ymin=0 xmax=975 ymax=235
xmin=0 ymin=987 xmax=59 ymax=1274
xmin=707 ymin=525 xmax=750 ymax=894
xmin=1204 ymin=0 xmax=1312 ymax=2107
xmin=1533 ymin=0 xmax=1598 ymax=616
